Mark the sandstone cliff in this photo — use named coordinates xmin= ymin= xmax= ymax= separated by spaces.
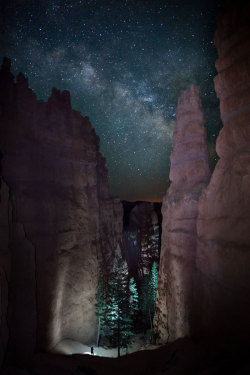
xmin=154 ymin=85 xmax=210 ymax=343
xmin=122 ymin=201 xmax=160 ymax=282
xmin=129 ymin=202 xmax=160 ymax=276
xmin=195 ymin=3 xmax=250 ymax=343
xmin=0 ymin=179 xmax=13 ymax=365
xmin=0 ymin=58 xmax=122 ymax=365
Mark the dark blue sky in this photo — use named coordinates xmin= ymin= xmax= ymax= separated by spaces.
xmin=0 ymin=0 xmax=222 ymax=201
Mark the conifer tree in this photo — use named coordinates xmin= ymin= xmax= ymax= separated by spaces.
xmin=140 ymin=274 xmax=151 ymax=328
xmin=129 ymin=276 xmax=139 ymax=331
xmin=149 ymin=261 xmax=158 ymax=314
xmin=129 ymin=277 xmax=139 ymax=315
xmin=104 ymin=256 xmax=135 ymax=357
xmin=95 ymin=277 xmax=106 ymax=346
xmin=95 ymin=247 xmax=143 ymax=356
xmin=140 ymin=261 xmax=158 ymax=333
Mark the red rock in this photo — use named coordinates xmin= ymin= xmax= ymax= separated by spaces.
xmin=195 ymin=3 xmax=250 ymax=343
xmin=0 ymin=59 xmax=123 ymax=365
xmin=123 ymin=202 xmax=160 ymax=278
xmin=154 ymin=85 xmax=210 ymax=343
xmin=0 ymin=179 xmax=12 ymax=365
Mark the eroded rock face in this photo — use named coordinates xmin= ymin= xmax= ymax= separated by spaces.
xmin=195 ymin=3 xmax=250 ymax=342
xmin=154 ymin=85 xmax=210 ymax=343
xmin=129 ymin=202 xmax=160 ymax=276
xmin=121 ymin=201 xmax=160 ymax=282
xmin=0 ymin=58 xmax=122 ymax=364
xmin=0 ymin=179 xmax=12 ymax=365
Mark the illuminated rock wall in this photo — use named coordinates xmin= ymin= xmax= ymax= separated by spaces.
xmin=0 ymin=58 xmax=122 ymax=365
xmin=156 ymin=2 xmax=250 ymax=346
xmin=195 ymin=3 xmax=250 ymax=343
xmin=154 ymin=85 xmax=210 ymax=342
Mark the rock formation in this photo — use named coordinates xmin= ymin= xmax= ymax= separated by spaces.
xmin=154 ymin=85 xmax=211 ymax=343
xmin=195 ymin=3 xmax=250 ymax=343
xmin=0 ymin=179 xmax=13 ymax=366
xmin=0 ymin=58 xmax=122 ymax=365
xmin=129 ymin=202 xmax=160 ymax=276
xmin=122 ymin=202 xmax=160 ymax=281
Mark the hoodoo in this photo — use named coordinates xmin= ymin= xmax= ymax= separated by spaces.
xmin=195 ymin=2 xmax=250 ymax=343
xmin=1 ymin=1 xmax=250 ymax=373
xmin=154 ymin=85 xmax=210 ymax=343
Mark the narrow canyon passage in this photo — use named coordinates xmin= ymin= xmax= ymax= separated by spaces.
xmin=1 ymin=1 xmax=250 ymax=374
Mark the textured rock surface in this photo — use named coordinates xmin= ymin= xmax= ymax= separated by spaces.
xmin=154 ymin=85 xmax=210 ymax=343
xmin=0 ymin=58 xmax=122 ymax=364
xmin=195 ymin=3 xmax=250 ymax=342
xmin=122 ymin=202 xmax=160 ymax=281
xmin=0 ymin=179 xmax=11 ymax=365
xmin=129 ymin=202 xmax=160 ymax=276
xmin=0 ymin=175 xmax=37 ymax=365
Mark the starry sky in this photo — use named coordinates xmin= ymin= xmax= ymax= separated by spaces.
xmin=0 ymin=0 xmax=222 ymax=201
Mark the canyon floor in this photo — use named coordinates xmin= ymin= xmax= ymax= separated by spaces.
xmin=51 ymin=335 xmax=161 ymax=357
xmin=2 ymin=338 xmax=250 ymax=375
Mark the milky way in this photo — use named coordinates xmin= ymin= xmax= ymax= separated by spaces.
xmin=0 ymin=0 xmax=222 ymax=201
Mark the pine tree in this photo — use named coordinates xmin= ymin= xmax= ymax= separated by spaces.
xmin=149 ymin=261 xmax=158 ymax=314
xmin=140 ymin=261 xmax=158 ymax=334
xmin=140 ymin=274 xmax=151 ymax=328
xmin=95 ymin=277 xmax=106 ymax=347
xmin=104 ymin=257 xmax=135 ymax=357
xmin=129 ymin=277 xmax=139 ymax=315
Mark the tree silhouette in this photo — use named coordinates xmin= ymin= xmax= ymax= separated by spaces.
xmin=140 ymin=261 xmax=158 ymax=334
xmin=104 ymin=257 xmax=135 ymax=357
xmin=95 ymin=277 xmax=106 ymax=347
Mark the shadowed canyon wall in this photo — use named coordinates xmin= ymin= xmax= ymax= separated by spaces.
xmin=155 ymin=2 xmax=250 ymax=346
xmin=0 ymin=58 xmax=123 ymax=365
xmin=0 ymin=179 xmax=14 ymax=366
xmin=1 ymin=2 xmax=250 ymax=369
xmin=122 ymin=201 xmax=160 ymax=282
xmin=195 ymin=2 xmax=250 ymax=343
xmin=154 ymin=85 xmax=211 ymax=342
xmin=129 ymin=202 xmax=160 ymax=276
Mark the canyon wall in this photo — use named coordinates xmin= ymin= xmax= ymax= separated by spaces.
xmin=0 ymin=58 xmax=122 ymax=365
xmin=0 ymin=179 xmax=12 ymax=366
xmin=195 ymin=3 xmax=250 ymax=343
xmin=155 ymin=2 xmax=250 ymax=346
xmin=129 ymin=202 xmax=160 ymax=276
xmin=122 ymin=202 xmax=160 ymax=282
xmin=154 ymin=85 xmax=210 ymax=343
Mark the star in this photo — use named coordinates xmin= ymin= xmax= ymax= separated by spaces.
xmin=0 ymin=0 xmax=222 ymax=201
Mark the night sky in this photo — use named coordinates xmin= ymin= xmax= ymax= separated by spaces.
xmin=0 ymin=0 xmax=222 ymax=201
